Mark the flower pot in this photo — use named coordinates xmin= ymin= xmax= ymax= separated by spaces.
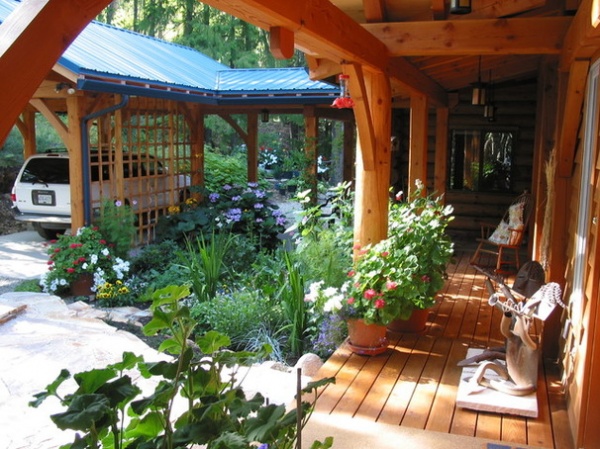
xmin=346 ymin=319 xmax=389 ymax=356
xmin=387 ymin=308 xmax=430 ymax=334
xmin=70 ymin=273 xmax=94 ymax=296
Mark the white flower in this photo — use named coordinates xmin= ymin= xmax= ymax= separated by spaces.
xmin=323 ymin=293 xmax=343 ymax=313
xmin=90 ymin=254 xmax=98 ymax=264
xmin=101 ymin=248 xmax=110 ymax=256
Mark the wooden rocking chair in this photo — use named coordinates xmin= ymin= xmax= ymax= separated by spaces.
xmin=470 ymin=191 xmax=533 ymax=274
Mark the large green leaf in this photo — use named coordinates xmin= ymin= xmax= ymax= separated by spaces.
xmin=51 ymin=394 xmax=111 ymax=431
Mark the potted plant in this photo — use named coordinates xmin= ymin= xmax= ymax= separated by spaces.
xmin=307 ymin=181 xmax=454 ymax=353
xmin=40 ymin=226 xmax=130 ymax=296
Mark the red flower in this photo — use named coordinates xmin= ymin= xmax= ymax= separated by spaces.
xmin=347 ymin=297 xmax=355 ymax=305
xmin=79 ymin=257 xmax=86 ymax=263
xmin=347 ymin=270 xmax=356 ymax=277
xmin=374 ymin=298 xmax=386 ymax=309
xmin=352 ymin=243 xmax=362 ymax=250
xmin=386 ymin=280 xmax=398 ymax=290
xmin=47 ymin=261 xmax=53 ymax=265
xmin=380 ymin=251 xmax=389 ymax=258
xmin=54 ymin=248 xmax=61 ymax=253
xmin=100 ymin=239 xmax=107 ymax=245
xmin=66 ymin=268 xmax=75 ymax=273
xmin=363 ymin=289 xmax=377 ymax=300
xmin=421 ymin=275 xmax=431 ymax=282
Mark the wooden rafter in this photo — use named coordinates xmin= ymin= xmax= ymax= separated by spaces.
xmin=199 ymin=0 xmax=447 ymax=106
xmin=363 ymin=17 xmax=572 ymax=56
xmin=363 ymin=0 xmax=386 ymax=22
xmin=561 ymin=0 xmax=600 ymax=70
xmin=557 ymin=59 xmax=589 ymax=178
xmin=0 ymin=0 xmax=111 ymax=143
xmin=29 ymin=98 xmax=68 ymax=144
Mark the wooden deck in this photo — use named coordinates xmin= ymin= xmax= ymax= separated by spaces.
xmin=313 ymin=245 xmax=573 ymax=449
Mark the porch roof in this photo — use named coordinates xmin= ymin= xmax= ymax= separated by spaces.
xmin=0 ymin=0 xmax=338 ymax=105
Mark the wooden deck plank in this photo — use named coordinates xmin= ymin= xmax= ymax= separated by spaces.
xmin=377 ymin=334 xmax=436 ymax=425
xmin=425 ymin=338 xmax=469 ymax=432
xmin=354 ymin=333 xmax=419 ymax=420
xmin=401 ymin=336 xmax=452 ymax=428
xmin=312 ymin=248 xmax=572 ymax=449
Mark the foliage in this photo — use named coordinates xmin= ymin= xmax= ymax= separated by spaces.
xmin=31 ymin=285 xmax=334 ymax=449
xmin=179 ymin=232 xmax=236 ymax=303
xmin=155 ymin=182 xmax=287 ymax=250
xmin=310 ymin=181 xmax=455 ymax=326
xmin=278 ymin=251 xmax=308 ymax=358
xmin=95 ymin=199 xmax=137 ymax=260
xmin=204 ymin=150 xmax=250 ymax=192
xmin=311 ymin=313 xmax=348 ymax=359
xmin=129 ymin=240 xmax=180 ymax=275
xmin=13 ymin=279 xmax=43 ymax=293
xmin=40 ymin=227 xmax=130 ymax=295
xmin=190 ymin=288 xmax=286 ymax=360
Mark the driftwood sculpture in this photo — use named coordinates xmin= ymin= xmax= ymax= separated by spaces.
xmin=460 ymin=263 xmax=563 ymax=396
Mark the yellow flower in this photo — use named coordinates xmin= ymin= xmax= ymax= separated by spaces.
xmin=185 ymin=198 xmax=198 ymax=206
xmin=168 ymin=205 xmax=181 ymax=215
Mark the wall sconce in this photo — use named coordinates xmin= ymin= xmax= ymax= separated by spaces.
xmin=261 ymin=109 xmax=269 ymax=123
xmin=55 ymin=82 xmax=75 ymax=95
xmin=471 ymin=57 xmax=487 ymax=105
xmin=450 ymin=0 xmax=472 ymax=14
xmin=331 ymin=74 xmax=355 ymax=109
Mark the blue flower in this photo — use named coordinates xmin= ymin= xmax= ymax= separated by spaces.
xmin=254 ymin=190 xmax=266 ymax=198
xmin=209 ymin=193 xmax=220 ymax=203
xmin=223 ymin=184 xmax=232 ymax=191
xmin=254 ymin=203 xmax=264 ymax=209
xmin=225 ymin=208 xmax=242 ymax=222
xmin=248 ymin=182 xmax=259 ymax=188
xmin=232 ymin=195 xmax=242 ymax=201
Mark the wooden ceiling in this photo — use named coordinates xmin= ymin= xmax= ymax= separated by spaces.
xmin=202 ymin=0 xmax=579 ymax=104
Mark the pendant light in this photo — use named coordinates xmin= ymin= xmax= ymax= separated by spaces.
xmin=471 ymin=56 xmax=487 ymax=106
xmin=450 ymin=0 xmax=471 ymax=14
xmin=484 ymin=70 xmax=496 ymax=121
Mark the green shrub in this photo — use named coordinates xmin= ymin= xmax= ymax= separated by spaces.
xmin=14 ymin=279 xmax=43 ymax=293
xmin=190 ymin=288 xmax=285 ymax=359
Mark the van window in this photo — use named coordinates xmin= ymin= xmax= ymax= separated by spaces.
xmin=21 ymin=158 xmax=69 ymax=184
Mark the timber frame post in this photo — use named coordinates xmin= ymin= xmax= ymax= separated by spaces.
xmin=352 ymin=68 xmax=392 ymax=250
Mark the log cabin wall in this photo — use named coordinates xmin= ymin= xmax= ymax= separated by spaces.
xmin=392 ymin=79 xmax=538 ymax=242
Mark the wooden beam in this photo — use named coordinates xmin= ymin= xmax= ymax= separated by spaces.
xmin=557 ymin=59 xmax=589 ymax=178
xmin=345 ymin=63 xmax=376 ymax=171
xmin=0 ymin=0 xmax=111 ymax=143
xmin=269 ymin=26 xmax=294 ymax=59
xmin=363 ymin=17 xmax=572 ymax=56
xmin=304 ymin=105 xmax=318 ymax=203
xmin=561 ymin=0 xmax=600 ymax=70
xmin=200 ymin=0 xmax=447 ymax=106
xmin=433 ymin=107 xmax=449 ymax=198
xmin=305 ymin=56 xmax=340 ymax=81
xmin=353 ymin=70 xmax=392 ymax=248
xmin=363 ymin=0 xmax=386 ymax=22
xmin=247 ymin=113 xmax=259 ymax=182
xmin=408 ymin=94 xmax=429 ymax=197
xmin=29 ymin=99 xmax=68 ymax=144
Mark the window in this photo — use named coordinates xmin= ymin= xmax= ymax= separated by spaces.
xmin=449 ymin=129 xmax=515 ymax=192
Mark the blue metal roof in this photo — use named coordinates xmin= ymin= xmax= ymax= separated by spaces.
xmin=0 ymin=0 xmax=338 ymax=104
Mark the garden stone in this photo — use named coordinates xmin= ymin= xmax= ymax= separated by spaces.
xmin=294 ymin=353 xmax=324 ymax=377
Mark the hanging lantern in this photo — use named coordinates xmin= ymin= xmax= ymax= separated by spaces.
xmin=484 ymin=104 xmax=496 ymax=121
xmin=471 ymin=56 xmax=487 ymax=105
xmin=331 ymin=74 xmax=355 ymax=109
xmin=450 ymin=0 xmax=472 ymax=14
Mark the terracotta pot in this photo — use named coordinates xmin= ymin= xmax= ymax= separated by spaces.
xmin=346 ymin=319 xmax=389 ymax=356
xmin=387 ymin=308 xmax=430 ymax=334
xmin=70 ymin=273 xmax=94 ymax=296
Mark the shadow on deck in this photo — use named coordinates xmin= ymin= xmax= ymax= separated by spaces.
xmin=307 ymin=246 xmax=573 ymax=449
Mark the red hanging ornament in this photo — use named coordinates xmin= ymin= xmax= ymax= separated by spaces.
xmin=331 ymin=74 xmax=355 ymax=109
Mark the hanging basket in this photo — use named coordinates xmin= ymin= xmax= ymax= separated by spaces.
xmin=346 ymin=319 xmax=389 ymax=356
xmin=387 ymin=308 xmax=430 ymax=334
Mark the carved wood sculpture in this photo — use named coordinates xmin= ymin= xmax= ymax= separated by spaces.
xmin=461 ymin=263 xmax=563 ymax=397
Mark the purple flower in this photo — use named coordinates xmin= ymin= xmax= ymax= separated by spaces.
xmin=276 ymin=216 xmax=286 ymax=226
xmin=223 ymin=184 xmax=232 ymax=191
xmin=248 ymin=182 xmax=259 ymax=188
xmin=232 ymin=195 xmax=242 ymax=201
xmin=115 ymin=200 xmax=122 ymax=207
xmin=225 ymin=208 xmax=242 ymax=222
xmin=256 ymin=218 xmax=264 ymax=223
xmin=209 ymin=193 xmax=220 ymax=203
xmin=254 ymin=190 xmax=266 ymax=198
xmin=254 ymin=203 xmax=264 ymax=209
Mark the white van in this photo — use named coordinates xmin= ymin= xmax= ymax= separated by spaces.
xmin=11 ymin=152 xmax=190 ymax=239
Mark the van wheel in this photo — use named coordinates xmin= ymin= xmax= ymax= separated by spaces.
xmin=33 ymin=223 xmax=64 ymax=240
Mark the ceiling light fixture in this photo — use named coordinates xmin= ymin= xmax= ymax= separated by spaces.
xmin=450 ymin=0 xmax=472 ymax=15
